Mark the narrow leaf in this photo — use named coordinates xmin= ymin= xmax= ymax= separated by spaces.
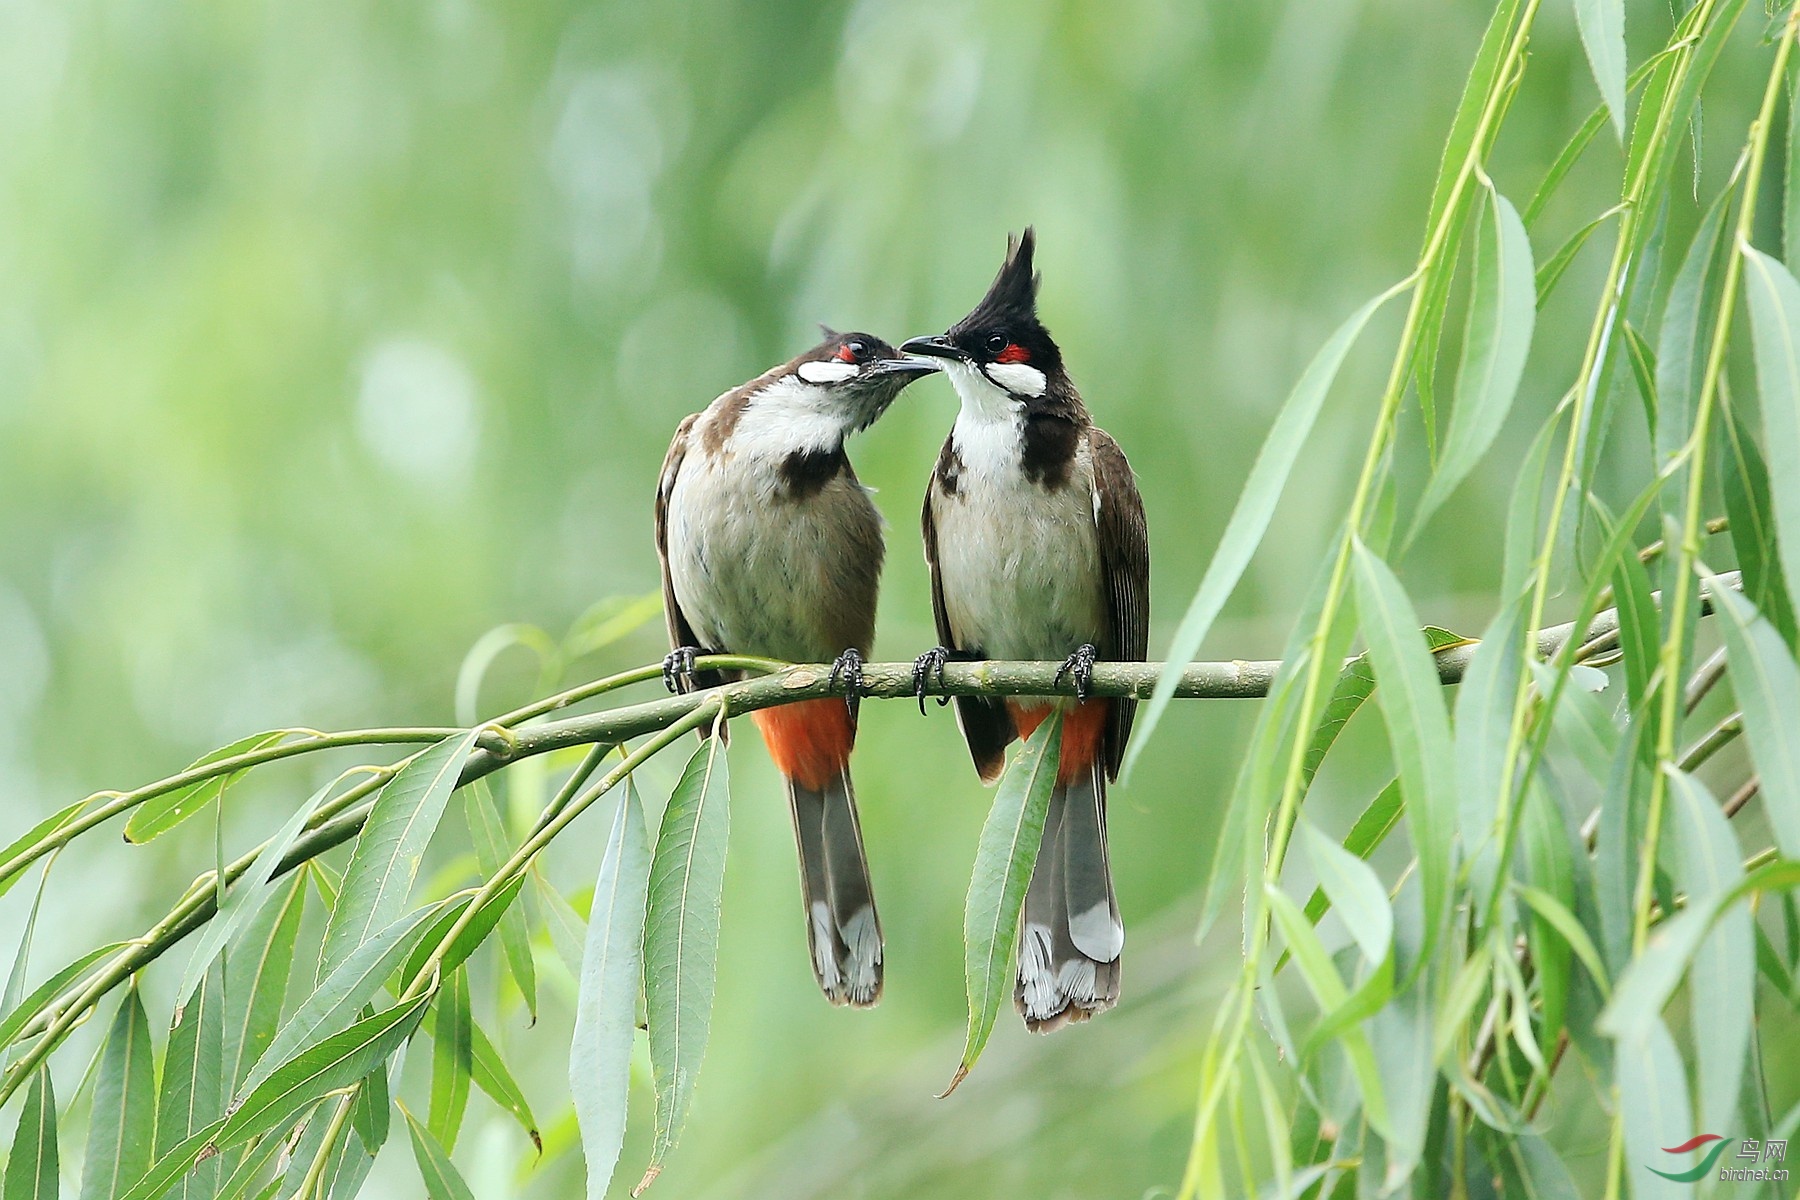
xmin=944 ymin=714 xmax=1062 ymax=1097
xmin=1299 ymin=821 xmax=1391 ymax=965
xmin=1705 ymin=578 xmax=1800 ymax=858
xmin=1129 ymin=285 xmax=1402 ymax=773
xmin=1721 ymin=396 xmax=1799 ymax=647
xmin=1452 ymin=594 xmax=1526 ymax=907
xmin=222 ymin=874 xmax=305 ymax=1091
xmin=0 ymin=944 xmax=129 ymax=1053
xmin=177 ymin=773 xmax=338 ymax=1011
xmin=1350 ymin=541 xmax=1457 ymax=968
xmin=218 ymin=990 xmax=432 ymax=1151
xmin=427 ymin=966 xmax=472 ymax=1152
xmin=638 ymin=739 xmax=732 ymax=1191
xmin=156 ymin=959 xmax=225 ymax=1200
xmin=240 ymin=903 xmax=442 ymax=1097
xmin=1300 ymin=779 xmax=1403 ymax=929
xmin=1410 ymin=184 xmax=1536 ymax=541
xmin=402 ymin=1107 xmax=477 ymax=1200
xmin=319 ymin=729 xmax=480 ymax=971
xmin=1572 ymin=0 xmax=1626 ymax=138
xmin=0 ymin=801 xmax=93 ymax=903
xmin=124 ymin=731 xmax=291 ymax=843
xmin=79 ymin=990 xmax=154 ymax=1200
xmin=1743 ymin=247 xmax=1800 ymax=611
xmin=572 ymin=783 xmax=651 ymax=1199
xmin=1665 ymin=767 xmax=1750 ymax=1134
xmin=464 ymin=783 xmax=536 ymax=1021
xmin=1618 ymin=1018 xmax=1693 ymax=1200
xmin=1655 ymin=187 xmax=1734 ymax=479
xmin=4 ymin=1068 xmax=57 ymax=1200
xmin=470 ymin=1020 xmax=539 ymax=1152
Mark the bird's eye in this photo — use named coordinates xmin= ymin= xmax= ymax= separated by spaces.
xmin=836 ymin=341 xmax=864 ymax=364
xmin=985 ymin=333 xmax=1007 ymax=354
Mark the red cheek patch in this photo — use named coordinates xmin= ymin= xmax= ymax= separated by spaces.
xmin=996 ymin=343 xmax=1030 ymax=363
xmin=836 ymin=345 xmax=858 ymax=363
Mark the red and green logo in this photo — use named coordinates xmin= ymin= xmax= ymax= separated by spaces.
xmin=1649 ymin=1135 xmax=1731 ymax=1183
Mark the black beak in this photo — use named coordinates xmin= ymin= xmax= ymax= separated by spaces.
xmin=869 ymin=356 xmax=942 ymax=381
xmin=899 ymin=334 xmax=964 ymax=361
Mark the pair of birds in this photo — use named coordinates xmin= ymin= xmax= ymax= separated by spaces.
xmin=653 ymin=229 xmax=1149 ymax=1032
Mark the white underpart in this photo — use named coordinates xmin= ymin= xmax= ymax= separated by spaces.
xmin=984 ymin=360 xmax=1047 ymax=397
xmin=933 ymin=360 xmax=1104 ymax=661
xmin=797 ymin=359 xmax=858 ymax=385
xmin=663 ymin=375 xmax=882 ymax=662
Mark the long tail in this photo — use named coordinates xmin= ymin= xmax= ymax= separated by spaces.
xmin=1016 ymin=760 xmax=1122 ymax=1031
xmin=786 ymin=766 xmax=883 ymax=1006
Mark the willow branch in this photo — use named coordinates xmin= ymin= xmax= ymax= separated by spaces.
xmin=1 ymin=572 xmax=1741 ymax=1089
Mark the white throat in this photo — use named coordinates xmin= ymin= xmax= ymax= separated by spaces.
xmin=946 ymin=359 xmax=1026 ymax=480
xmin=725 ymin=375 xmax=846 ymax=458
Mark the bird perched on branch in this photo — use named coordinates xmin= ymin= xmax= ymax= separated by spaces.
xmin=655 ymin=331 xmax=938 ymax=1006
xmin=904 ymin=229 xmax=1150 ymax=1031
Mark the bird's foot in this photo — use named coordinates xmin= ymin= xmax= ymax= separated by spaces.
xmin=662 ymin=646 xmax=701 ymax=694
xmin=1056 ymin=644 xmax=1099 ymax=703
xmin=911 ymin=646 xmax=953 ymax=715
xmin=829 ymin=647 xmax=866 ymax=719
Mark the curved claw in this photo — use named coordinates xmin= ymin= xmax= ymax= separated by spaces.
xmin=1055 ymin=643 xmax=1099 ymax=703
xmin=829 ymin=647 xmax=866 ymax=718
xmin=911 ymin=646 xmax=953 ymax=716
xmin=662 ymin=646 xmax=700 ymax=694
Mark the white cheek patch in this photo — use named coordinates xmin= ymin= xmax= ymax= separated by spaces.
xmin=984 ymin=361 xmax=1047 ymax=397
xmin=797 ymin=360 xmax=859 ymax=385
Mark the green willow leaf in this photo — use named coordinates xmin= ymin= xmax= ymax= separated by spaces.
xmin=218 ymin=990 xmax=432 ymax=1152
xmin=1299 ymin=821 xmax=1390 ymax=966
xmin=428 ymin=966 xmax=472 ymax=1153
xmin=1301 ymin=627 xmax=1469 ymax=794
xmin=398 ymin=875 xmax=528 ymax=989
xmin=319 ymin=729 xmax=480 ymax=972
xmin=1572 ymin=0 xmax=1626 ymax=138
xmin=1664 ymin=768 xmax=1749 ymax=1135
xmin=1533 ymin=208 xmax=1614 ymax=307
xmin=1265 ymin=886 xmax=1391 ymax=1139
xmin=572 ymin=782 xmax=651 ymax=1199
xmin=1721 ymin=397 xmax=1799 ymax=647
xmin=1452 ymin=594 xmax=1526 ymax=907
xmin=1514 ymin=884 xmax=1610 ymax=998
xmin=240 ymin=903 xmax=441 ymax=1097
xmin=638 ymin=738 xmax=732 ymax=1192
xmin=1654 ymin=186 xmax=1734 ymax=480
xmin=178 ymin=773 xmax=336 ymax=1013
xmin=1128 ymin=284 xmax=1404 ymax=775
xmin=1299 ymin=778 xmax=1403 ymax=930
xmin=1618 ymin=1018 xmax=1692 ymax=1200
xmin=223 ymin=874 xmax=305 ymax=1091
xmin=1705 ymin=579 xmax=1800 ymax=858
xmin=1410 ymin=184 xmax=1537 ymax=543
xmin=0 ymin=943 xmax=128 ymax=1053
xmin=1425 ymin=0 xmax=1521 ymax=231
xmin=0 ymin=800 xmax=92 ymax=903
xmin=79 ymin=989 xmax=154 ymax=1200
xmin=4 ymin=1068 xmax=57 ymax=1200
xmin=1349 ymin=541 xmax=1457 ymax=968
xmin=124 ymin=731 xmax=292 ymax=844
xmin=403 ymin=1106 xmax=478 ymax=1200
xmin=464 ymin=782 xmax=536 ymax=1021
xmin=156 ymin=959 xmax=225 ymax=1200
xmin=1742 ymin=247 xmax=1800 ymax=611
xmin=944 ymin=714 xmax=1062 ymax=1098
xmin=470 ymin=1020 xmax=539 ymax=1152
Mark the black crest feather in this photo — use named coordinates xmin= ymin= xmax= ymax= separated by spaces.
xmin=949 ymin=228 xmax=1039 ymax=335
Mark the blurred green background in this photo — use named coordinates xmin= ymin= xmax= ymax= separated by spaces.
xmin=0 ymin=1 xmax=1775 ymax=1195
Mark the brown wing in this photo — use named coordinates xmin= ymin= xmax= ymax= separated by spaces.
xmin=1090 ymin=428 xmax=1149 ymax=780
xmin=923 ymin=435 xmax=1015 ymax=784
xmin=655 ymin=413 xmax=726 ymax=692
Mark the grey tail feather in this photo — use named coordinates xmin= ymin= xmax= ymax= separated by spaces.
xmin=1016 ymin=762 xmax=1122 ymax=1032
xmin=786 ymin=767 xmax=883 ymax=1007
